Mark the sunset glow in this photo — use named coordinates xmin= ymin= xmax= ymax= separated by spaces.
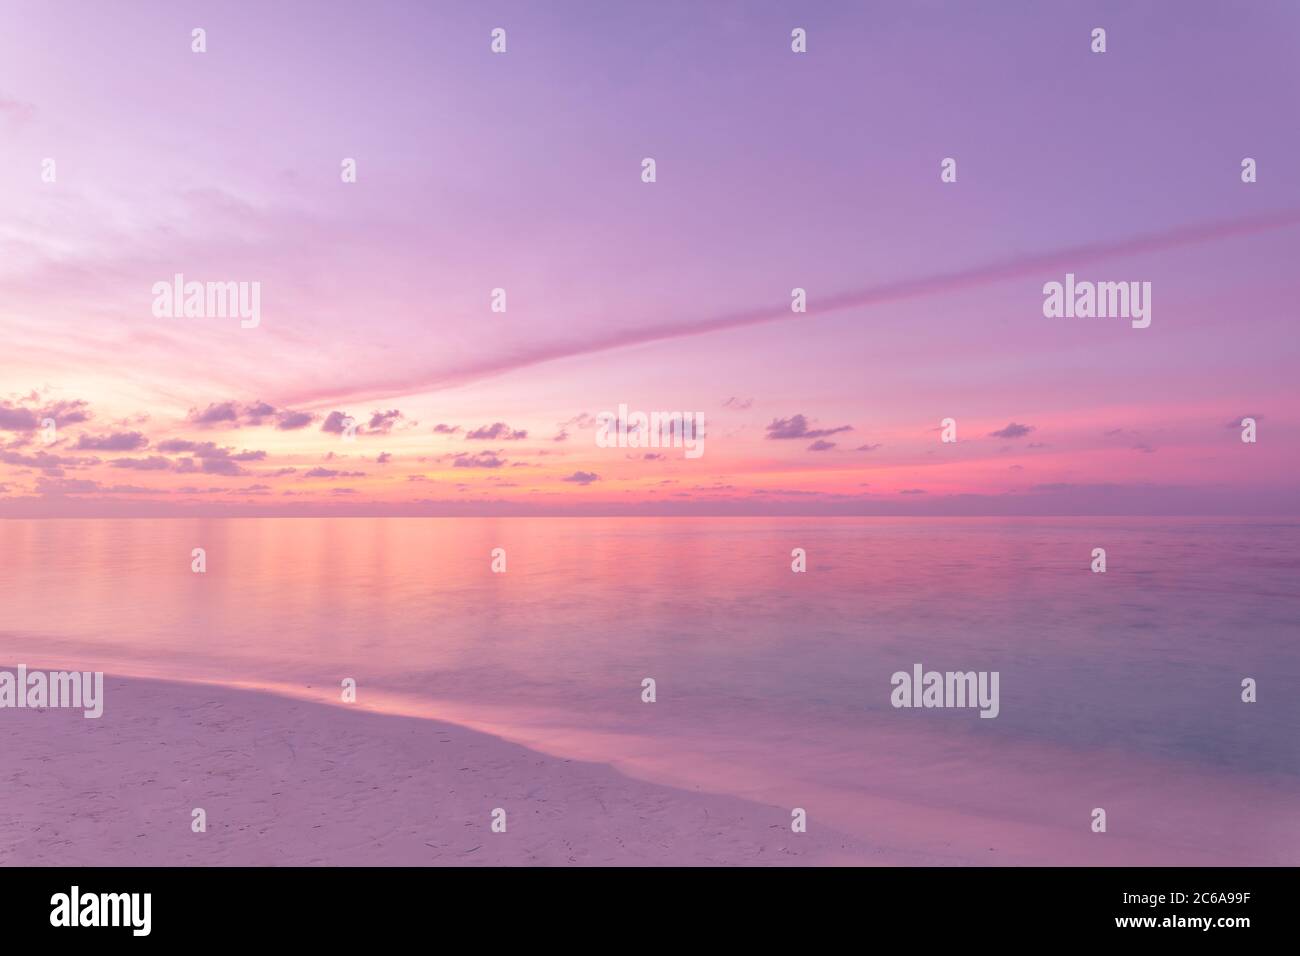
xmin=3 ymin=1 xmax=1297 ymax=516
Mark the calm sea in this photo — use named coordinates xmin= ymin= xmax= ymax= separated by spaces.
xmin=3 ymin=516 xmax=1298 ymax=863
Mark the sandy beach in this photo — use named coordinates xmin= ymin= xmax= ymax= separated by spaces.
xmin=3 ymin=659 xmax=1299 ymax=867
xmin=0 ymin=672 xmax=891 ymax=866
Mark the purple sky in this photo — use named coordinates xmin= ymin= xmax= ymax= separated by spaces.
xmin=1 ymin=0 xmax=1298 ymax=515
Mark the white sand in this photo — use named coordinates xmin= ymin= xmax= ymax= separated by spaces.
xmin=0 ymin=673 xmax=891 ymax=866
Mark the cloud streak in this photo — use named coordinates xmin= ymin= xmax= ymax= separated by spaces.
xmin=278 ymin=210 xmax=1300 ymax=406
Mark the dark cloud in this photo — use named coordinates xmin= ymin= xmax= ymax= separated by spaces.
xmin=320 ymin=411 xmax=354 ymax=434
xmin=807 ymin=440 xmax=837 ymax=451
xmin=304 ymin=467 xmax=366 ymax=478
xmin=562 ymin=471 xmax=600 ymax=485
xmin=988 ymin=422 xmax=1034 ymax=439
xmin=242 ymin=402 xmax=277 ymax=424
xmin=74 ymin=431 xmax=148 ymax=451
xmin=187 ymin=402 xmax=241 ymax=426
xmin=276 ymin=411 xmax=315 ymax=430
xmin=35 ymin=477 xmax=155 ymax=496
xmin=765 ymin=414 xmax=852 ymax=440
xmin=0 ymin=449 xmax=97 ymax=473
xmin=452 ymin=451 xmax=506 ymax=469
xmin=0 ymin=397 xmax=92 ymax=432
xmin=156 ymin=440 xmax=264 ymax=462
xmin=185 ymin=400 xmax=295 ymax=428
xmin=0 ymin=406 xmax=39 ymax=431
xmin=201 ymin=458 xmax=247 ymax=476
xmin=35 ymin=478 xmax=101 ymax=495
xmin=110 ymin=456 xmax=172 ymax=471
xmin=159 ymin=443 xmax=261 ymax=476
xmin=0 ymin=405 xmax=39 ymax=431
xmin=466 ymin=422 xmax=528 ymax=441
xmin=366 ymin=409 xmax=404 ymax=434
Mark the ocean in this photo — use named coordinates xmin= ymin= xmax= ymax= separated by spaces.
xmin=3 ymin=515 xmax=1298 ymax=863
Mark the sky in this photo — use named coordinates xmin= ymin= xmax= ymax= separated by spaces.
xmin=2 ymin=0 xmax=1298 ymax=516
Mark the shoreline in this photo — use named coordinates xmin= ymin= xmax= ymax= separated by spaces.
xmin=2 ymin=662 xmax=1298 ymax=866
xmin=0 ymin=671 xmax=893 ymax=866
